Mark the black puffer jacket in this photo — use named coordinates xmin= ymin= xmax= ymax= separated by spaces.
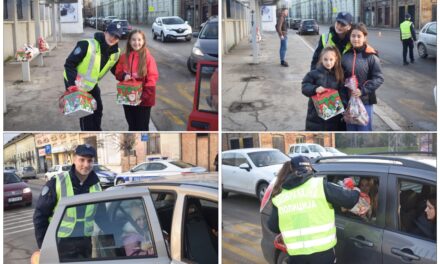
xmin=341 ymin=44 xmax=384 ymax=105
xmin=302 ymin=65 xmax=348 ymax=131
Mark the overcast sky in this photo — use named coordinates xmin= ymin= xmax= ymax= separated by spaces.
xmin=3 ymin=133 xmax=20 ymax=145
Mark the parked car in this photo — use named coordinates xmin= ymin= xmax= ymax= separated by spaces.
xmin=96 ymin=17 xmax=105 ymax=30
xmin=288 ymin=143 xmax=333 ymax=159
xmin=17 ymin=166 xmax=37 ymax=179
xmin=260 ymin=155 xmax=436 ymax=264
xmin=289 ymin=18 xmax=301 ymax=29
xmin=222 ymin=148 xmax=290 ymax=201
xmin=34 ymin=173 xmax=218 ymax=263
xmin=4 ymin=171 xmax=32 ymax=209
xmin=114 ymin=160 xmax=207 ymax=185
xmin=93 ymin=164 xmax=117 ymax=188
xmin=110 ymin=19 xmax=132 ymax=39
xmin=44 ymin=165 xmax=72 ymax=181
xmin=152 ymin=16 xmax=192 ymax=42
xmin=298 ymin=19 xmax=319 ymax=35
xmin=187 ymin=17 xmax=218 ymax=73
xmin=417 ymin=21 xmax=437 ymax=58
xmin=4 ymin=166 xmax=16 ymax=172
xmin=187 ymin=61 xmax=218 ymax=131
xmin=325 ymin=147 xmax=347 ymax=156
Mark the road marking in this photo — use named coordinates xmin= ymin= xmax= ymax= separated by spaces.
xmin=176 ymin=83 xmax=194 ymax=103
xmin=4 ymin=222 xmax=34 ymax=230
xmin=4 ymin=218 xmax=34 ymax=226
xmin=4 ymin=214 xmax=34 ymax=222
xmin=4 ymin=226 xmax=35 ymax=236
xmin=156 ymin=94 xmax=190 ymax=113
xmin=222 ymin=258 xmax=235 ymax=264
xmin=226 ymin=224 xmax=262 ymax=240
xmin=242 ymin=222 xmax=262 ymax=230
xmin=223 ymin=241 xmax=266 ymax=264
xmin=164 ymin=110 xmax=185 ymax=126
xmin=4 ymin=208 xmax=34 ymax=215
xmin=297 ymin=34 xmax=315 ymax=51
xmin=4 ymin=210 xmax=35 ymax=220
xmin=223 ymin=232 xmax=262 ymax=252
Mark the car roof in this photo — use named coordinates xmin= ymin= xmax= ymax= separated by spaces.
xmin=290 ymin=143 xmax=321 ymax=146
xmin=159 ymin=16 xmax=182 ymax=19
xmin=222 ymin=148 xmax=279 ymax=154
xmin=112 ymin=19 xmax=128 ymax=22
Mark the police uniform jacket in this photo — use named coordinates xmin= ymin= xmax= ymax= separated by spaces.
xmin=311 ymin=26 xmax=351 ymax=70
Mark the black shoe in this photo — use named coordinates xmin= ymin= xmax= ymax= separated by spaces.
xmin=403 ymin=62 xmax=409 ymax=65
xmin=281 ymin=61 xmax=289 ymax=67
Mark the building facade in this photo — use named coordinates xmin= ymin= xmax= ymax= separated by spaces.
xmin=4 ymin=134 xmax=39 ymax=171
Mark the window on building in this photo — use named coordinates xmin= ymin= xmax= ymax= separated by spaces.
xmin=296 ymin=135 xmax=305 ymax=144
xmin=4 ymin=0 xmax=8 ymax=19
xmin=17 ymin=0 xmax=23 ymax=19
xmin=147 ymin=134 xmax=161 ymax=155
xmin=30 ymin=0 xmax=33 ymax=19
xmin=314 ymin=136 xmax=325 ymax=146
xmin=272 ymin=135 xmax=285 ymax=153
xmin=230 ymin=139 xmax=239 ymax=149
xmin=243 ymin=137 xmax=253 ymax=148
xmin=226 ymin=0 xmax=231 ymax=18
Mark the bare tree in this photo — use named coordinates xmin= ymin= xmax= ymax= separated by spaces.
xmin=114 ymin=134 xmax=137 ymax=171
xmin=65 ymin=144 xmax=78 ymax=164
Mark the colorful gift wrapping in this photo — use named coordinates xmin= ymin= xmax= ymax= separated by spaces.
xmin=116 ymin=80 xmax=143 ymax=106
xmin=59 ymin=86 xmax=96 ymax=118
xmin=311 ymin=89 xmax=345 ymax=120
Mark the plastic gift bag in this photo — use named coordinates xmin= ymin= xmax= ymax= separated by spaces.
xmin=311 ymin=88 xmax=345 ymax=120
xmin=116 ymin=80 xmax=143 ymax=106
xmin=343 ymin=76 xmax=369 ymax=126
xmin=38 ymin=37 xmax=50 ymax=52
xmin=59 ymin=86 xmax=97 ymax=118
xmin=339 ymin=178 xmax=371 ymax=217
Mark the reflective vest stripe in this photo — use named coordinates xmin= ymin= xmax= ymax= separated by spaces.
xmin=321 ymin=33 xmax=351 ymax=54
xmin=286 ymin=234 xmax=336 ymax=250
xmin=282 ymin=222 xmax=335 ymax=238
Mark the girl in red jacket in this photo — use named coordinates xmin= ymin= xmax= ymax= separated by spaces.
xmin=116 ymin=29 xmax=159 ymax=131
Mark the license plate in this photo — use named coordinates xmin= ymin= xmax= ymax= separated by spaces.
xmin=178 ymin=36 xmax=185 ymax=39
xmin=308 ymin=29 xmax=313 ymax=31
xmin=8 ymin=197 xmax=22 ymax=202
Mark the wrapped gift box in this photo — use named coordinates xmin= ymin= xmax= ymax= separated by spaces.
xmin=116 ymin=80 xmax=143 ymax=106
xmin=61 ymin=89 xmax=95 ymax=118
xmin=311 ymin=89 xmax=345 ymax=120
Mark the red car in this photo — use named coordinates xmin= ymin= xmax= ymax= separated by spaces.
xmin=187 ymin=61 xmax=218 ymax=131
xmin=4 ymin=171 xmax=32 ymax=209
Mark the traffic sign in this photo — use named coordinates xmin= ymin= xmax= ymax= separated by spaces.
xmin=141 ymin=134 xmax=149 ymax=141
xmin=45 ymin=145 xmax=51 ymax=154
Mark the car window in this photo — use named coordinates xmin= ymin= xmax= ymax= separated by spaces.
xmin=248 ymin=150 xmax=290 ymax=167
xmin=426 ymin=23 xmax=437 ymax=35
xmin=56 ymin=198 xmax=157 ymax=261
xmin=197 ymin=65 xmax=218 ymax=113
xmin=199 ymin=22 xmax=218 ymax=39
xmin=93 ymin=165 xmax=111 ymax=172
xmin=308 ymin=144 xmax=326 ymax=152
xmin=294 ymin=146 xmax=300 ymax=153
xmin=162 ymin=17 xmax=184 ymax=24
xmin=182 ymin=196 xmax=218 ymax=263
xmin=233 ymin=153 xmax=249 ymax=167
xmin=147 ymin=163 xmax=167 ymax=171
xmin=398 ymin=179 xmax=436 ymax=241
xmin=62 ymin=165 xmax=71 ymax=171
xmin=327 ymin=175 xmax=380 ymax=224
xmin=302 ymin=146 xmax=309 ymax=153
xmin=133 ymin=164 xmax=147 ymax=172
xmin=169 ymin=161 xmax=193 ymax=168
xmin=222 ymin=153 xmax=235 ymax=166
xmin=4 ymin=172 xmax=21 ymax=184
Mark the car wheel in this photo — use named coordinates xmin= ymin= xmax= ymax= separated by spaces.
xmin=276 ymin=251 xmax=289 ymax=264
xmin=187 ymin=57 xmax=197 ymax=74
xmin=153 ymin=30 xmax=157 ymax=40
xmin=116 ymin=178 xmax=125 ymax=185
xmin=222 ymin=186 xmax=229 ymax=198
xmin=257 ymin=182 xmax=268 ymax=202
xmin=161 ymin=32 xmax=166 ymax=43
xmin=186 ymin=36 xmax=192 ymax=41
xmin=418 ymin=43 xmax=428 ymax=58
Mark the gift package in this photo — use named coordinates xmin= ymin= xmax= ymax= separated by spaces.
xmin=59 ymin=86 xmax=97 ymax=118
xmin=339 ymin=178 xmax=371 ymax=217
xmin=311 ymin=89 xmax=345 ymax=120
xmin=38 ymin=37 xmax=50 ymax=52
xmin=116 ymin=80 xmax=143 ymax=106
xmin=15 ymin=45 xmax=38 ymax=61
xmin=344 ymin=76 xmax=369 ymax=126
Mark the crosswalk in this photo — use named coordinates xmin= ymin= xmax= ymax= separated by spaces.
xmin=222 ymin=220 xmax=267 ymax=264
xmin=4 ymin=208 xmax=35 ymax=236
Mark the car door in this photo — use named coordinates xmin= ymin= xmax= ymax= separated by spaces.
xmin=221 ymin=152 xmax=236 ymax=190
xmin=425 ymin=23 xmax=437 ymax=56
xmin=39 ymin=187 xmax=170 ymax=264
xmin=229 ymin=153 xmax=255 ymax=195
xmin=382 ymin=172 xmax=436 ymax=264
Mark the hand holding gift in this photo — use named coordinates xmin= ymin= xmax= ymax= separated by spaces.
xmin=339 ymin=178 xmax=371 ymax=217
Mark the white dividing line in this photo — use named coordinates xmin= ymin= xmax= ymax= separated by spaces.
xmin=296 ymin=34 xmax=315 ymax=52
xmin=4 ymin=215 xmax=34 ymax=223
xmin=4 ymin=222 xmax=35 ymax=231
xmin=4 ymin=209 xmax=34 ymax=216
xmin=4 ymin=227 xmax=35 ymax=236
xmin=4 ymin=211 xmax=34 ymax=220
xmin=4 ymin=218 xmax=33 ymax=227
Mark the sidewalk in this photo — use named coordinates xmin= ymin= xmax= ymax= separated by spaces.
xmin=222 ymin=31 xmax=396 ymax=131
xmin=3 ymin=28 xmax=156 ymax=131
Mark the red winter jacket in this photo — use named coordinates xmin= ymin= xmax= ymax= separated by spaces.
xmin=115 ymin=49 xmax=159 ymax=106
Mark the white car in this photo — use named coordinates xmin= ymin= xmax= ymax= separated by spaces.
xmin=288 ymin=143 xmax=333 ymax=159
xmin=152 ymin=16 xmax=192 ymax=42
xmin=325 ymin=147 xmax=347 ymax=156
xmin=44 ymin=165 xmax=72 ymax=181
xmin=417 ymin=21 xmax=436 ymax=58
xmin=114 ymin=160 xmax=207 ymax=185
xmin=222 ymin=148 xmax=290 ymax=201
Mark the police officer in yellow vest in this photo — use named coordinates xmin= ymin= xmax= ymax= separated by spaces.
xmin=400 ymin=14 xmax=417 ymax=65
xmin=267 ymin=156 xmax=360 ymax=263
xmin=64 ymin=22 xmax=122 ymax=131
xmin=311 ymin=12 xmax=353 ymax=70
xmin=33 ymin=144 xmax=102 ymax=258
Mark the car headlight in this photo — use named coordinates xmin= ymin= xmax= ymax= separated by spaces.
xmin=99 ymin=177 xmax=109 ymax=183
xmin=163 ymin=26 xmax=168 ymax=31
xmin=192 ymin=47 xmax=204 ymax=56
xmin=23 ymin=187 xmax=31 ymax=193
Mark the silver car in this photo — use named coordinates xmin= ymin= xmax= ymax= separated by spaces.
xmin=17 ymin=166 xmax=37 ymax=179
xmin=187 ymin=17 xmax=218 ymax=73
xmin=417 ymin=21 xmax=436 ymax=58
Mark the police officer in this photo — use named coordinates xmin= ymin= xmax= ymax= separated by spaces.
xmin=267 ymin=156 xmax=360 ymax=263
xmin=311 ymin=12 xmax=353 ymax=70
xmin=400 ymin=14 xmax=417 ymax=65
xmin=64 ymin=22 xmax=122 ymax=131
xmin=33 ymin=144 xmax=102 ymax=258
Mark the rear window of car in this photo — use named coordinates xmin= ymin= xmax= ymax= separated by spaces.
xmin=303 ymin=20 xmax=316 ymax=25
xmin=248 ymin=150 xmax=290 ymax=167
xmin=62 ymin=165 xmax=72 ymax=171
xmin=199 ymin=22 xmax=218 ymax=39
xmin=4 ymin=173 xmax=21 ymax=184
xmin=115 ymin=20 xmax=128 ymax=26
xmin=169 ymin=161 xmax=194 ymax=168
xmin=163 ymin=17 xmax=184 ymax=24
xmin=23 ymin=167 xmax=34 ymax=171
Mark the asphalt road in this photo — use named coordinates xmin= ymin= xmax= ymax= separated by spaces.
xmin=222 ymin=193 xmax=266 ymax=264
xmin=4 ymin=178 xmax=44 ymax=264
xmin=298 ymin=25 xmax=437 ymax=131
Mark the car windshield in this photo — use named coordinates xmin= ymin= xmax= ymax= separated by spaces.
xmin=326 ymin=148 xmax=337 ymax=153
xmin=4 ymin=172 xmax=21 ymax=184
xmin=5 ymin=167 xmax=14 ymax=170
xmin=23 ymin=167 xmax=34 ymax=171
xmin=199 ymin=22 xmax=218 ymax=39
xmin=62 ymin=165 xmax=72 ymax=171
xmin=169 ymin=161 xmax=194 ymax=168
xmin=303 ymin=20 xmax=315 ymax=25
xmin=162 ymin=17 xmax=184 ymax=25
xmin=93 ymin=165 xmax=111 ymax=171
xmin=248 ymin=150 xmax=290 ymax=167
xmin=309 ymin=145 xmax=326 ymax=152
xmin=115 ymin=21 xmax=128 ymax=26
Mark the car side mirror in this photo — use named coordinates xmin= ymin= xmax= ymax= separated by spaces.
xmin=239 ymin=163 xmax=251 ymax=171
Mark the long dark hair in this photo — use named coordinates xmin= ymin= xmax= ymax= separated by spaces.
xmin=125 ymin=29 xmax=148 ymax=78
xmin=318 ymin=46 xmax=344 ymax=84
xmin=271 ymin=161 xmax=293 ymax=198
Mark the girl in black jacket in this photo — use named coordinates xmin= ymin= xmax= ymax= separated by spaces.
xmin=302 ymin=46 xmax=348 ymax=131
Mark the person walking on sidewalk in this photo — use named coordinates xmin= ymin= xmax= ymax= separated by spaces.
xmin=276 ymin=8 xmax=289 ymax=67
xmin=311 ymin=12 xmax=353 ymax=70
xmin=64 ymin=22 xmax=122 ymax=131
xmin=302 ymin=46 xmax=348 ymax=131
xmin=267 ymin=156 xmax=360 ymax=264
xmin=342 ymin=23 xmax=384 ymax=131
xmin=400 ymin=14 xmax=417 ymax=65
xmin=115 ymin=29 xmax=159 ymax=131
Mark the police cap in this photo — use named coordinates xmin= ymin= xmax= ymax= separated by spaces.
xmin=75 ymin=144 xmax=96 ymax=157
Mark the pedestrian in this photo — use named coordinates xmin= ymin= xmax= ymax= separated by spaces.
xmin=311 ymin=12 xmax=353 ymax=70
xmin=400 ymin=14 xmax=417 ymax=65
xmin=33 ymin=144 xmax=102 ymax=258
xmin=115 ymin=29 xmax=159 ymax=131
xmin=267 ymin=156 xmax=360 ymax=264
xmin=276 ymin=7 xmax=289 ymax=67
xmin=302 ymin=46 xmax=347 ymax=131
xmin=64 ymin=22 xmax=122 ymax=131
xmin=341 ymin=23 xmax=384 ymax=131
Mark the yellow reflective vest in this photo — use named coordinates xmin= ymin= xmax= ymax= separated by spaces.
xmin=400 ymin=21 xmax=413 ymax=40
xmin=321 ymin=32 xmax=352 ymax=54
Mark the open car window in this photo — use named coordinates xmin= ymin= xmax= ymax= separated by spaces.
xmin=197 ymin=65 xmax=218 ymax=113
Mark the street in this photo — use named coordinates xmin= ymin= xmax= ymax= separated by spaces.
xmin=300 ymin=25 xmax=437 ymax=131
xmin=4 ymin=25 xmax=197 ymax=131
xmin=4 ymin=178 xmax=44 ymax=264
xmin=222 ymin=194 xmax=266 ymax=264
